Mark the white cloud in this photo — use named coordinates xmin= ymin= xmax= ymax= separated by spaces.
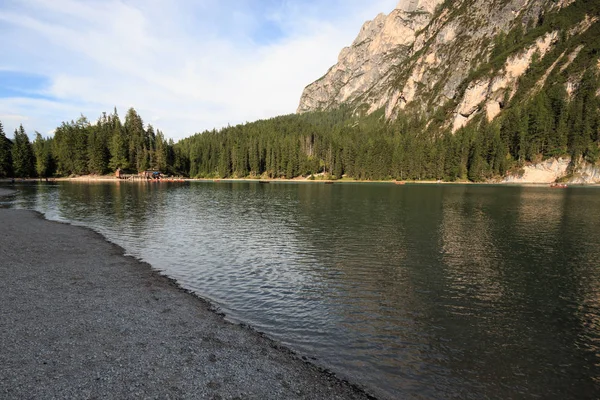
xmin=0 ymin=0 xmax=397 ymax=140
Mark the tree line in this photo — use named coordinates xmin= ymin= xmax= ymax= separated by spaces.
xmin=0 ymin=108 xmax=187 ymax=179
xmin=171 ymin=9 xmax=600 ymax=182
xmin=176 ymin=65 xmax=599 ymax=182
xmin=0 ymin=68 xmax=598 ymax=182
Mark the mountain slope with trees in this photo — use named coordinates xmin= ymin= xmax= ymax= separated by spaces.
xmin=0 ymin=0 xmax=598 ymax=183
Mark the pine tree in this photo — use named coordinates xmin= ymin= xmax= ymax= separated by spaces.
xmin=154 ymin=130 xmax=168 ymax=172
xmin=87 ymin=126 xmax=109 ymax=174
xmin=0 ymin=121 xmax=13 ymax=178
xmin=467 ymin=137 xmax=484 ymax=182
xmin=547 ymin=84 xmax=569 ymax=156
xmin=33 ymin=132 xmax=53 ymax=178
xmin=73 ymin=116 xmax=90 ymax=175
xmin=12 ymin=125 xmax=35 ymax=178
xmin=109 ymin=116 xmax=128 ymax=171
xmin=568 ymin=69 xmax=599 ymax=160
xmin=217 ymin=143 xmax=231 ymax=178
xmin=124 ymin=108 xmax=147 ymax=172
xmin=527 ymin=93 xmax=552 ymax=159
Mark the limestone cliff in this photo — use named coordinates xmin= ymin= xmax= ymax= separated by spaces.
xmin=297 ymin=0 xmax=443 ymax=114
xmin=504 ymin=158 xmax=600 ymax=184
xmin=297 ymin=0 xmax=598 ymax=133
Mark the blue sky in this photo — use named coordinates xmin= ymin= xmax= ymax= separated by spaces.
xmin=0 ymin=0 xmax=397 ymax=140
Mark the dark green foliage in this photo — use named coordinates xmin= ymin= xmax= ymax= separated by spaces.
xmin=125 ymin=108 xmax=149 ymax=172
xmin=33 ymin=132 xmax=54 ymax=178
xmin=174 ymin=108 xmax=461 ymax=181
xmin=108 ymin=110 xmax=129 ymax=171
xmin=86 ymin=113 xmax=111 ymax=174
xmin=153 ymin=130 xmax=169 ymax=173
xmin=34 ymin=108 xmax=176 ymax=177
xmin=0 ymin=121 xmax=13 ymax=177
xmin=175 ymin=55 xmax=599 ymax=182
xmin=500 ymin=64 xmax=599 ymax=171
xmin=53 ymin=116 xmax=90 ymax=175
xmin=12 ymin=125 xmax=35 ymax=178
xmin=567 ymin=68 xmax=599 ymax=161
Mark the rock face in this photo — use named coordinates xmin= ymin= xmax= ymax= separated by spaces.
xmin=297 ymin=0 xmax=592 ymax=130
xmin=504 ymin=158 xmax=571 ymax=183
xmin=504 ymin=158 xmax=600 ymax=184
xmin=570 ymin=162 xmax=600 ymax=184
xmin=297 ymin=0 xmax=443 ymax=114
xmin=452 ymin=31 xmax=559 ymax=132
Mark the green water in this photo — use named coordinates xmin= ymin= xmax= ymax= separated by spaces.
xmin=4 ymin=181 xmax=600 ymax=399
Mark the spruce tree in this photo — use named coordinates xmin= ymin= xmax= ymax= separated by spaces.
xmin=124 ymin=108 xmax=147 ymax=172
xmin=12 ymin=125 xmax=35 ymax=178
xmin=87 ymin=126 xmax=109 ymax=174
xmin=109 ymin=115 xmax=128 ymax=171
xmin=0 ymin=121 xmax=13 ymax=177
xmin=154 ymin=130 xmax=168 ymax=172
xmin=33 ymin=132 xmax=53 ymax=178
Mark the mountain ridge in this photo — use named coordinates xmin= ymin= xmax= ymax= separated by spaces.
xmin=297 ymin=0 xmax=597 ymax=134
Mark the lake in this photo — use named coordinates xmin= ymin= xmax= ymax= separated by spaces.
xmin=3 ymin=181 xmax=600 ymax=399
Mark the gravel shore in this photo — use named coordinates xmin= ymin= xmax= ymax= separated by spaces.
xmin=0 ymin=206 xmax=374 ymax=399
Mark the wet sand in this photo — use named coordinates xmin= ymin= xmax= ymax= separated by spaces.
xmin=0 ymin=207 xmax=374 ymax=399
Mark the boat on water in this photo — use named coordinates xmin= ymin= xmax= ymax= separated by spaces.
xmin=259 ymin=180 xmax=270 ymax=184
xmin=550 ymin=183 xmax=568 ymax=188
xmin=395 ymin=181 xmax=406 ymax=185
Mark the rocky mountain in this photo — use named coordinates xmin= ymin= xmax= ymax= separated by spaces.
xmin=298 ymin=0 xmax=598 ymax=135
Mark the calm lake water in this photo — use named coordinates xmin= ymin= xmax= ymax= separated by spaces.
xmin=3 ymin=181 xmax=600 ymax=399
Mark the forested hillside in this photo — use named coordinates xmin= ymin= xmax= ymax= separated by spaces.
xmin=0 ymin=59 xmax=597 ymax=182
xmin=179 ymin=0 xmax=600 ymax=181
xmin=176 ymin=62 xmax=599 ymax=181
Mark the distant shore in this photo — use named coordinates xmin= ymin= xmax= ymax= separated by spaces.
xmin=1 ymin=175 xmax=598 ymax=186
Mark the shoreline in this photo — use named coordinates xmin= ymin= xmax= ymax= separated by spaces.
xmin=2 ymin=175 xmax=599 ymax=186
xmin=0 ymin=205 xmax=378 ymax=399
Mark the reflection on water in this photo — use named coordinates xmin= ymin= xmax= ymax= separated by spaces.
xmin=4 ymin=181 xmax=600 ymax=399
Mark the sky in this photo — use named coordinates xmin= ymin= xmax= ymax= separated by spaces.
xmin=0 ymin=0 xmax=397 ymax=141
